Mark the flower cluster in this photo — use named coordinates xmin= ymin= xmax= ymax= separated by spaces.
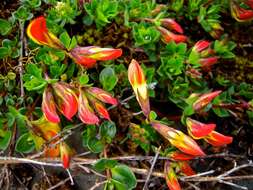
xmin=231 ymin=0 xmax=253 ymax=22
xmin=191 ymin=40 xmax=219 ymax=69
xmin=127 ymin=59 xmax=233 ymax=190
xmin=145 ymin=18 xmax=187 ymax=44
xmin=27 ymin=16 xmax=122 ymax=68
xmin=42 ymin=82 xmax=118 ymax=125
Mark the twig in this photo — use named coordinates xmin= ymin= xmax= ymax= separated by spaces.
xmin=19 ymin=21 xmax=25 ymax=99
xmin=66 ymin=169 xmax=74 ymax=185
xmin=89 ymin=180 xmax=107 ymax=190
xmin=143 ymin=146 xmax=161 ymax=190
xmin=0 ymin=156 xmax=62 ymax=167
xmin=218 ymin=161 xmax=253 ymax=178
xmin=181 ymin=170 xmax=215 ymax=180
xmin=48 ymin=177 xmax=71 ymax=190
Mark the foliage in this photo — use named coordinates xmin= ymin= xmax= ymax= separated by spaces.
xmin=0 ymin=0 xmax=253 ymax=189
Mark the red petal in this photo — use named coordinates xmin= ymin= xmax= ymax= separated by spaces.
xmin=169 ymin=151 xmax=196 ymax=161
xmin=42 ymin=87 xmax=60 ymax=123
xmin=160 ymin=18 xmax=184 ymax=34
xmin=186 ymin=118 xmax=216 ymax=139
xmin=27 ymin=16 xmax=49 ymax=45
xmin=78 ymin=90 xmax=99 ymax=125
xmin=193 ymin=90 xmax=222 ymax=111
xmin=53 ymin=82 xmax=78 ymax=120
xmin=94 ymin=101 xmax=110 ymax=120
xmin=157 ymin=27 xmax=187 ymax=44
xmin=193 ymin=40 xmax=210 ymax=52
xmin=128 ymin=59 xmax=150 ymax=116
xmin=88 ymin=87 xmax=118 ymax=105
xmin=164 ymin=161 xmax=181 ymax=190
xmin=179 ymin=162 xmax=196 ymax=176
xmin=200 ymin=57 xmax=219 ymax=68
xmin=204 ymin=131 xmax=233 ymax=147
xmin=152 ymin=121 xmax=205 ymax=156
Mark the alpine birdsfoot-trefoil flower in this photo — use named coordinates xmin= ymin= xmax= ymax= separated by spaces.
xmin=27 ymin=16 xmax=65 ymax=49
xmin=204 ymin=131 xmax=233 ymax=147
xmin=128 ymin=59 xmax=150 ymax=116
xmin=27 ymin=16 xmax=122 ymax=68
xmin=231 ymin=0 xmax=253 ymax=22
xmin=193 ymin=90 xmax=222 ymax=111
xmin=78 ymin=87 xmax=117 ymax=124
xmin=42 ymin=82 xmax=78 ymax=123
xmin=68 ymin=46 xmax=122 ymax=68
xmin=164 ymin=161 xmax=181 ymax=190
xmin=151 ymin=121 xmax=205 ymax=156
xmin=186 ymin=118 xmax=216 ymax=139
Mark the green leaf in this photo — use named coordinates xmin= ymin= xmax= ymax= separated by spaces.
xmin=93 ymin=158 xmax=118 ymax=172
xmin=60 ymin=32 xmax=71 ymax=49
xmin=111 ymin=164 xmax=137 ymax=190
xmin=99 ymin=121 xmax=116 ymax=143
xmin=99 ymin=67 xmax=118 ymax=91
xmin=0 ymin=130 xmax=12 ymax=150
xmin=13 ymin=6 xmax=33 ymax=21
xmin=0 ymin=19 xmax=12 ymax=36
xmin=15 ymin=133 xmax=35 ymax=153
xmin=87 ymin=138 xmax=104 ymax=153
xmin=0 ymin=47 xmax=10 ymax=59
xmin=79 ymin=73 xmax=89 ymax=85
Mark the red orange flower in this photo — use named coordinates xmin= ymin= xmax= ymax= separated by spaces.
xmin=157 ymin=26 xmax=187 ymax=44
xmin=52 ymin=82 xmax=78 ymax=120
xmin=193 ymin=90 xmax=222 ymax=111
xmin=186 ymin=118 xmax=216 ymax=139
xmin=60 ymin=142 xmax=72 ymax=169
xmin=164 ymin=161 xmax=181 ymax=190
xmin=178 ymin=162 xmax=196 ymax=176
xmin=151 ymin=121 xmax=205 ymax=156
xmin=204 ymin=131 xmax=233 ymax=147
xmin=27 ymin=16 xmax=64 ymax=49
xmin=69 ymin=46 xmax=122 ymax=68
xmin=42 ymin=87 xmax=60 ymax=123
xmin=128 ymin=59 xmax=150 ymax=116
xmin=78 ymin=87 xmax=117 ymax=124
xmin=231 ymin=0 xmax=253 ymax=22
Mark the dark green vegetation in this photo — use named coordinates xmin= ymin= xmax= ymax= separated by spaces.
xmin=0 ymin=0 xmax=253 ymax=190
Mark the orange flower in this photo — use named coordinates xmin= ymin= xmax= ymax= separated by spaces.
xmin=87 ymin=87 xmax=118 ymax=105
xmin=169 ymin=151 xmax=196 ymax=161
xmin=193 ymin=40 xmax=210 ymax=52
xmin=164 ymin=161 xmax=181 ymax=190
xmin=157 ymin=26 xmax=187 ymax=44
xmin=27 ymin=16 xmax=64 ymax=49
xmin=42 ymin=87 xmax=60 ymax=123
xmin=52 ymin=82 xmax=78 ymax=120
xmin=186 ymin=118 xmax=216 ymax=139
xmin=160 ymin=18 xmax=184 ymax=34
xmin=178 ymin=162 xmax=196 ymax=176
xmin=69 ymin=46 xmax=122 ymax=68
xmin=78 ymin=86 xmax=116 ymax=124
xmin=151 ymin=121 xmax=205 ymax=156
xmin=78 ymin=89 xmax=99 ymax=125
xmin=60 ymin=142 xmax=72 ymax=169
xmin=193 ymin=90 xmax=222 ymax=111
xmin=128 ymin=59 xmax=150 ymax=116
xmin=204 ymin=131 xmax=233 ymax=147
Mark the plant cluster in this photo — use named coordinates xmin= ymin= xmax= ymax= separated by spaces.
xmin=0 ymin=0 xmax=253 ymax=190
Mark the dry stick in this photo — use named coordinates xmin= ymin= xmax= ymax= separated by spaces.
xmin=19 ymin=21 xmax=25 ymax=98
xmin=89 ymin=180 xmax=108 ymax=190
xmin=48 ymin=177 xmax=72 ymax=190
xmin=142 ymin=146 xmax=161 ymax=190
